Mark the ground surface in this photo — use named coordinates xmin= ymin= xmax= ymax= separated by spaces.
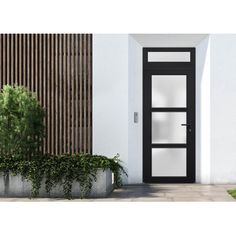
xmin=0 ymin=184 xmax=235 ymax=202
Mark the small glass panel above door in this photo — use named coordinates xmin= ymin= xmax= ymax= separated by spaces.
xmin=148 ymin=51 xmax=191 ymax=62
xmin=152 ymin=75 xmax=186 ymax=108
xmin=152 ymin=112 xmax=186 ymax=143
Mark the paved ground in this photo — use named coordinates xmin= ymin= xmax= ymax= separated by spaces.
xmin=106 ymin=184 xmax=236 ymax=202
xmin=0 ymin=184 xmax=235 ymax=202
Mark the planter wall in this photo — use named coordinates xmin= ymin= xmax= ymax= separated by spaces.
xmin=0 ymin=169 xmax=113 ymax=198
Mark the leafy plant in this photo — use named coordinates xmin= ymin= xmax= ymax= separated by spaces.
xmin=227 ymin=189 xmax=236 ymax=199
xmin=0 ymin=153 xmax=127 ymax=199
xmin=0 ymin=85 xmax=45 ymax=159
xmin=0 ymin=85 xmax=127 ymax=199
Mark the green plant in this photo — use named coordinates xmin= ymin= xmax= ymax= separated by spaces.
xmin=227 ymin=189 xmax=236 ymax=199
xmin=0 ymin=85 xmax=45 ymax=159
xmin=0 ymin=153 xmax=127 ymax=199
xmin=0 ymin=85 xmax=127 ymax=199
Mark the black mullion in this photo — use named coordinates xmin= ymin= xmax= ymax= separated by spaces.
xmin=145 ymin=177 xmax=191 ymax=183
xmin=151 ymin=144 xmax=187 ymax=148
xmin=146 ymin=69 xmax=192 ymax=75
xmin=143 ymin=69 xmax=151 ymax=183
xmin=186 ymin=70 xmax=196 ymax=182
xmin=151 ymin=108 xmax=187 ymax=112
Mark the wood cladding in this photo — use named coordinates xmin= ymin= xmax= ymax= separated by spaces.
xmin=0 ymin=34 xmax=92 ymax=154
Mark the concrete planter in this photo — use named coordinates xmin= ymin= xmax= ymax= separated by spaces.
xmin=0 ymin=169 xmax=113 ymax=198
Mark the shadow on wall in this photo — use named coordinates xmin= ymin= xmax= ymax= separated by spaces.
xmin=196 ymin=35 xmax=211 ymax=183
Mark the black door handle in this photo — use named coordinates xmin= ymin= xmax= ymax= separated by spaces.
xmin=181 ymin=123 xmax=192 ymax=132
xmin=181 ymin=124 xmax=191 ymax=127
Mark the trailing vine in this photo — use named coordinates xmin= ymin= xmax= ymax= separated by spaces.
xmin=0 ymin=85 xmax=127 ymax=199
xmin=0 ymin=153 xmax=127 ymax=199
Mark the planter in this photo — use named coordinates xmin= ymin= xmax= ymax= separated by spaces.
xmin=0 ymin=169 xmax=113 ymax=198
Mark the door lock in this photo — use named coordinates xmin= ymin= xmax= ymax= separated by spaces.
xmin=181 ymin=123 xmax=192 ymax=132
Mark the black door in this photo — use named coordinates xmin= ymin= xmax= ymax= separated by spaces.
xmin=143 ymin=48 xmax=195 ymax=183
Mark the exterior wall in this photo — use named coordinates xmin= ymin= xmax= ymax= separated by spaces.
xmin=93 ymin=34 xmax=236 ymax=184
xmin=128 ymin=35 xmax=143 ymax=183
xmin=196 ymin=36 xmax=211 ymax=183
xmin=0 ymin=34 xmax=92 ymax=155
xmin=93 ymin=34 xmax=129 ymax=183
xmin=210 ymin=35 xmax=236 ymax=183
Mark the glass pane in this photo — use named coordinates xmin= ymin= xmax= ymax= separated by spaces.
xmin=152 ymin=112 xmax=186 ymax=143
xmin=152 ymin=148 xmax=186 ymax=176
xmin=152 ymin=75 xmax=186 ymax=108
xmin=148 ymin=51 xmax=191 ymax=62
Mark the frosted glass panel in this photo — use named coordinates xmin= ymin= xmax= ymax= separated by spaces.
xmin=152 ymin=148 xmax=186 ymax=176
xmin=148 ymin=52 xmax=191 ymax=62
xmin=152 ymin=112 xmax=186 ymax=143
xmin=152 ymin=75 xmax=186 ymax=108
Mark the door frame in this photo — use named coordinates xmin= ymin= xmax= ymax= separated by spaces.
xmin=142 ymin=47 xmax=196 ymax=183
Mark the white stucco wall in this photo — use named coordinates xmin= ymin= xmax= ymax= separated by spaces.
xmin=93 ymin=34 xmax=236 ymax=184
xmin=210 ymin=35 xmax=236 ymax=183
xmin=93 ymin=34 xmax=129 ymax=183
xmin=128 ymin=35 xmax=142 ymax=183
xmin=196 ymin=36 xmax=211 ymax=183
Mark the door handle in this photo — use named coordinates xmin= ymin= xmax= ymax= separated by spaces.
xmin=181 ymin=124 xmax=192 ymax=132
xmin=181 ymin=124 xmax=191 ymax=127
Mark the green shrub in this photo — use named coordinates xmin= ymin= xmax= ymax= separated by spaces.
xmin=0 ymin=153 xmax=127 ymax=199
xmin=227 ymin=189 xmax=236 ymax=199
xmin=0 ymin=85 xmax=45 ymax=159
xmin=0 ymin=85 xmax=127 ymax=199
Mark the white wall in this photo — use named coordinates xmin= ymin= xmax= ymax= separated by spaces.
xmin=93 ymin=34 xmax=129 ymax=183
xmin=128 ymin=35 xmax=142 ymax=183
xmin=196 ymin=36 xmax=211 ymax=183
xmin=93 ymin=34 xmax=236 ymax=184
xmin=210 ymin=35 xmax=236 ymax=183
xmin=132 ymin=34 xmax=207 ymax=47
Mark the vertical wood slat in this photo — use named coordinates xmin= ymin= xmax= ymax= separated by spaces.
xmin=67 ymin=34 xmax=71 ymax=154
xmin=11 ymin=34 xmax=14 ymax=84
xmin=35 ymin=35 xmax=38 ymax=99
xmin=47 ymin=34 xmax=51 ymax=153
xmin=31 ymin=34 xmax=34 ymax=92
xmin=59 ymin=35 xmax=63 ymax=154
xmin=39 ymin=34 xmax=42 ymax=104
xmin=75 ymin=34 xmax=79 ymax=153
xmin=15 ymin=34 xmax=18 ymax=86
xmin=35 ymin=34 xmax=40 ymax=152
xmin=0 ymin=34 xmax=92 ymax=155
xmin=7 ymin=34 xmax=10 ymax=84
xmin=63 ymin=34 xmax=67 ymax=153
xmin=23 ymin=34 xmax=26 ymax=87
xmin=27 ymin=34 xmax=30 ymax=90
xmin=51 ymin=35 xmax=55 ymax=154
xmin=83 ymin=34 xmax=87 ymax=153
xmin=19 ymin=34 xmax=22 ymax=86
xmin=79 ymin=35 xmax=83 ymax=152
xmin=55 ymin=34 xmax=59 ymax=155
xmin=87 ymin=34 xmax=91 ymax=153
xmin=43 ymin=34 xmax=47 ymax=154
xmin=3 ymin=35 xmax=6 ymax=85
xmin=71 ymin=35 xmax=75 ymax=153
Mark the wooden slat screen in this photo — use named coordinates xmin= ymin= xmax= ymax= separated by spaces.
xmin=0 ymin=34 xmax=92 ymax=154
